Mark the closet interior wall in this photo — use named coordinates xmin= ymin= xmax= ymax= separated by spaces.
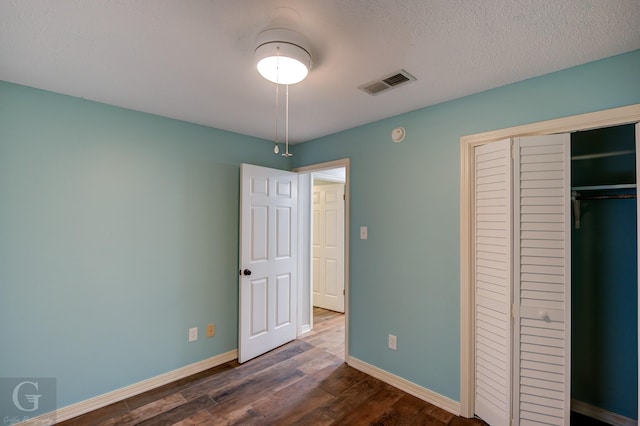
xmin=571 ymin=124 xmax=638 ymax=420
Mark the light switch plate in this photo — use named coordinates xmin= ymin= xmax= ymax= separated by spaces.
xmin=360 ymin=226 xmax=368 ymax=240
xmin=388 ymin=334 xmax=397 ymax=350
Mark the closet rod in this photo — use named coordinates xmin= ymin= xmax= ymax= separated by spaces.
xmin=571 ymin=190 xmax=636 ymax=228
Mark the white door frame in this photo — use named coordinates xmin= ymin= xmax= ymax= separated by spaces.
xmin=460 ymin=104 xmax=640 ymax=418
xmin=294 ymin=158 xmax=350 ymax=358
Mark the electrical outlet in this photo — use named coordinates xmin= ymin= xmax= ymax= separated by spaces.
xmin=207 ymin=323 xmax=215 ymax=338
xmin=189 ymin=327 xmax=198 ymax=342
xmin=388 ymin=334 xmax=397 ymax=350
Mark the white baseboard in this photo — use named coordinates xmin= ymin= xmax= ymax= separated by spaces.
xmin=347 ymin=356 xmax=461 ymax=416
xmin=301 ymin=324 xmax=312 ymax=334
xmin=572 ymin=399 xmax=638 ymax=426
xmin=22 ymin=349 xmax=238 ymax=425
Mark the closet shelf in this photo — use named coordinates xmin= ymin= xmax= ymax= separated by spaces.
xmin=571 ymin=150 xmax=635 ymax=161
xmin=571 ymin=184 xmax=636 ymax=191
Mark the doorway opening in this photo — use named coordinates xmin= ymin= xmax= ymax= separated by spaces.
xmin=570 ymin=124 xmax=638 ymax=424
xmin=311 ymin=169 xmax=346 ymax=314
xmin=295 ymin=158 xmax=350 ymax=362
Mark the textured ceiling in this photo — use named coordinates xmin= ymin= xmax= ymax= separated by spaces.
xmin=1 ymin=0 xmax=639 ymax=143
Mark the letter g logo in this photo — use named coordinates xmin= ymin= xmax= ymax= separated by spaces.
xmin=12 ymin=381 xmax=42 ymax=412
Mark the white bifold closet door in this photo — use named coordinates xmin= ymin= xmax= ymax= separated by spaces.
xmin=474 ymin=139 xmax=513 ymax=426
xmin=474 ymin=134 xmax=570 ymax=426
xmin=513 ymin=134 xmax=571 ymax=426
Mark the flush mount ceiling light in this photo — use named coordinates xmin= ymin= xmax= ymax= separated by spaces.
xmin=255 ymin=28 xmax=311 ymax=85
xmin=255 ymin=8 xmax=312 ymax=157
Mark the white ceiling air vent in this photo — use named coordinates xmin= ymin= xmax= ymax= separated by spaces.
xmin=358 ymin=69 xmax=416 ymax=96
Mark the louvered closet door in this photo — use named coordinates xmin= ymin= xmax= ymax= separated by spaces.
xmin=513 ymin=134 xmax=570 ymax=426
xmin=474 ymin=139 xmax=512 ymax=426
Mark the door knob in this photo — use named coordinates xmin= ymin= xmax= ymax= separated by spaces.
xmin=243 ymin=269 xmax=252 ymax=276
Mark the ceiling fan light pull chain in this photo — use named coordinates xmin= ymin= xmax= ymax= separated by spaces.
xmin=274 ymin=48 xmax=280 ymax=154
xmin=260 ymin=37 xmax=298 ymax=157
xmin=285 ymin=83 xmax=288 ymax=153
xmin=283 ymin=84 xmax=292 ymax=157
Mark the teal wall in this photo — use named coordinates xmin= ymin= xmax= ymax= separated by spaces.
xmin=292 ymin=49 xmax=640 ymax=401
xmin=0 ymin=81 xmax=291 ymax=408
xmin=571 ymin=125 xmax=638 ymax=419
xmin=1 ymin=49 xmax=639 ymax=411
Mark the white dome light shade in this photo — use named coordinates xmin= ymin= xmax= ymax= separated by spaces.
xmin=255 ymin=28 xmax=311 ymax=85
xmin=256 ymin=45 xmax=309 ymax=84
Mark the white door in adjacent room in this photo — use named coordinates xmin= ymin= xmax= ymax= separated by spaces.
xmin=312 ymin=183 xmax=345 ymax=313
xmin=239 ymin=164 xmax=298 ymax=363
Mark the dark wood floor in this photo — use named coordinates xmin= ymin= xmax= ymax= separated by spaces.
xmin=58 ymin=308 xmax=486 ymax=425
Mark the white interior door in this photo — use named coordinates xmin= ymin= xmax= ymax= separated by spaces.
xmin=312 ymin=183 xmax=345 ymax=312
xmin=513 ymin=134 xmax=571 ymax=426
xmin=239 ymin=164 xmax=298 ymax=363
xmin=474 ymin=139 xmax=513 ymax=426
